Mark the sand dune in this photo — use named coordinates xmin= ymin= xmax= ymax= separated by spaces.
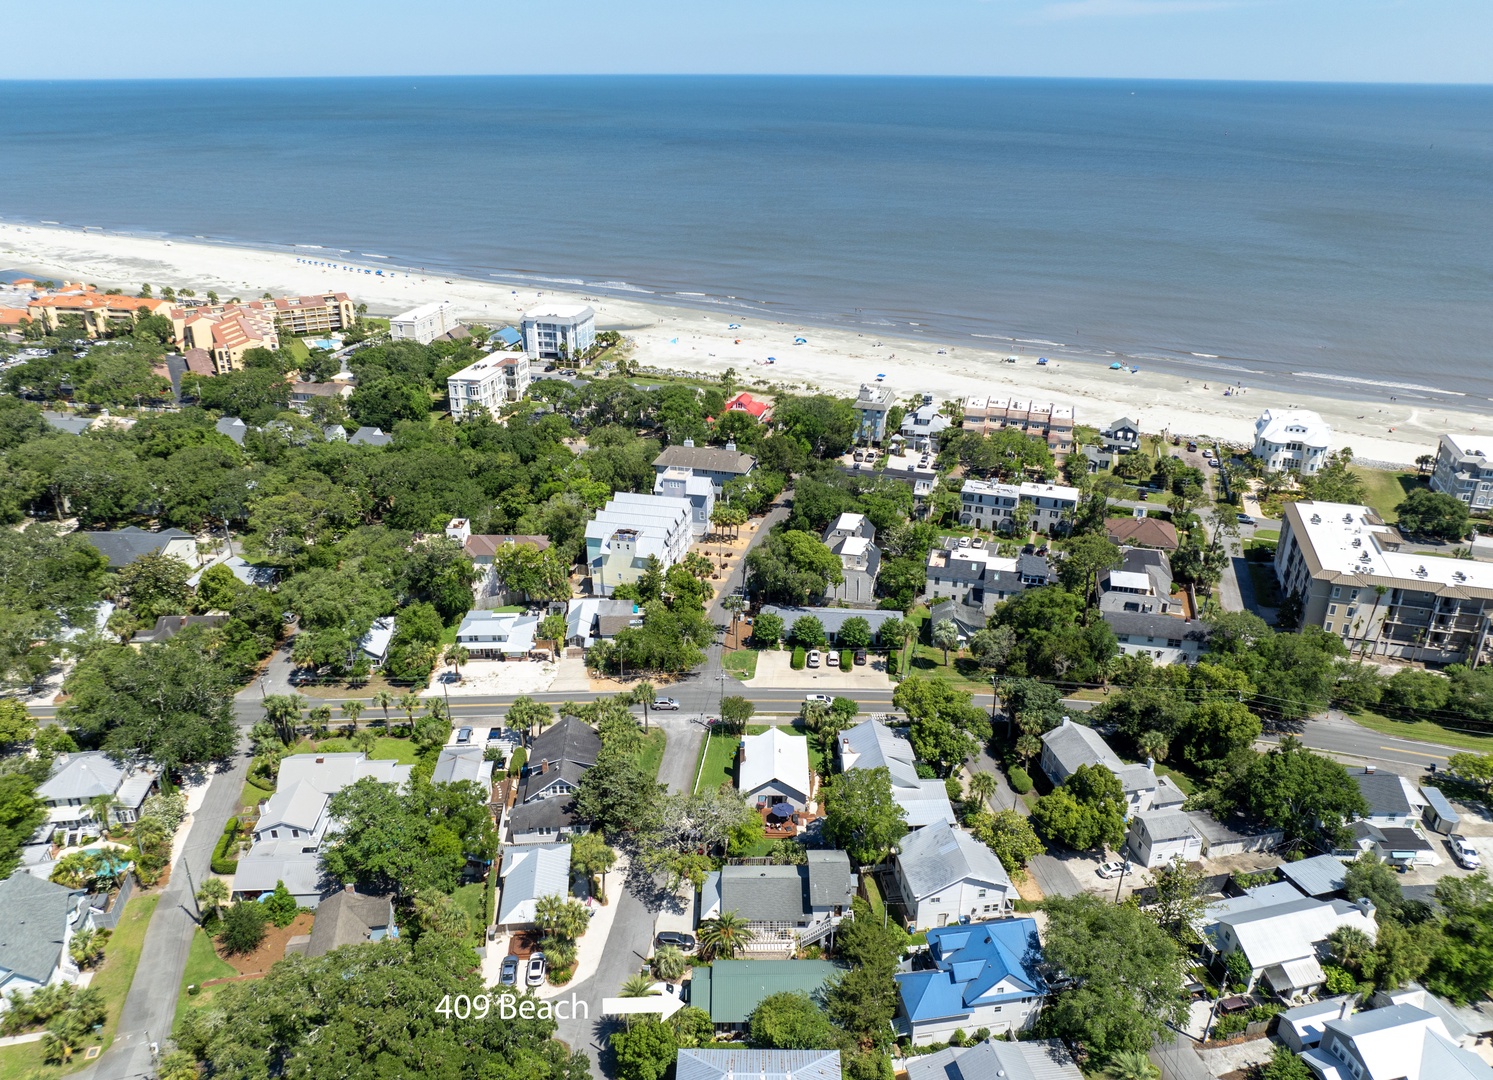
xmin=5 ymin=222 xmax=1490 ymax=468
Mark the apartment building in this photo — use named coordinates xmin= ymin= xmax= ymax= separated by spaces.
xmin=1431 ymin=434 xmax=1493 ymax=510
xmin=446 ymin=353 xmax=531 ymax=418
xmin=584 ymin=492 xmax=694 ymax=596
xmin=177 ymin=307 xmax=280 ymax=373
xmin=521 ymin=304 xmax=595 ymax=360
xmin=390 ymin=300 xmax=457 ymax=344
xmin=853 ymin=382 xmax=896 ymax=444
xmin=247 ymin=292 xmax=357 ymax=336
xmin=1275 ymin=500 xmax=1493 ymax=664
xmin=959 ymin=479 xmax=1080 ymax=533
xmin=27 ymin=287 xmax=173 ymax=337
xmin=1253 ymin=408 xmax=1332 ymax=475
xmin=961 ymin=396 xmax=1075 ymax=455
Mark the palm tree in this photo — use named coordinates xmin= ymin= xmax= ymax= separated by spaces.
xmin=262 ymin=693 xmax=307 ymax=745
xmin=197 ymin=876 xmax=230 ymax=922
xmin=371 ymin=689 xmax=394 ymax=732
xmin=353 ymin=729 xmax=378 ymax=756
xmin=652 ymin=944 xmax=687 ymax=982
xmin=967 ymin=771 xmax=998 ymax=809
xmin=88 ymin=794 xmax=117 ymax=836
xmin=1105 ymin=1050 xmax=1159 ymax=1080
xmin=620 ymin=974 xmax=659 ymax=998
xmin=1136 ymin=730 xmax=1169 ymax=763
xmin=631 ymin=680 xmax=656 ymax=731
xmin=1014 ymin=733 xmax=1042 ymax=766
xmin=448 ymin=645 xmax=470 ymax=682
xmin=1415 ymin=453 xmax=1435 ymax=477
xmin=398 ymin=691 xmax=423 ymax=732
xmin=341 ymin=699 xmax=364 ymax=734
xmin=698 ymin=911 xmax=756 ymax=961
xmin=534 ymin=894 xmax=590 ymax=942
xmin=932 ymin=619 xmax=960 ymax=666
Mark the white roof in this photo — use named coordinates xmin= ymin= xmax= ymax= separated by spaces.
xmin=447 ymin=354 xmax=523 ymax=381
xmin=276 ymin=752 xmax=413 ymax=794
xmin=37 ymin=752 xmax=127 ymax=803
xmin=961 ymin=478 xmax=1080 ymax=503
xmin=738 ymin=727 xmax=811 ymax=801
xmin=1286 ymin=501 xmax=1493 ymax=591
xmin=1255 ymin=408 xmax=1331 ymax=448
xmin=359 ymin=616 xmax=396 ymax=659
xmin=1216 ymin=896 xmax=1376 ymax=970
xmin=455 ymin=610 xmax=539 ymax=652
xmin=831 ymin=512 xmax=866 ymax=532
xmin=837 ymin=536 xmax=872 ymax=558
xmin=257 ymin=779 xmax=329 ymax=834
xmin=839 ymin=720 xmax=956 ymax=828
xmin=1441 ymin=434 xmax=1493 ymax=460
xmin=498 ymin=843 xmax=572 ymax=925
xmin=522 ymin=303 xmax=594 ymax=321
xmin=1107 ymin=570 xmax=1153 ymax=591
xmin=391 ymin=300 xmax=453 ymax=322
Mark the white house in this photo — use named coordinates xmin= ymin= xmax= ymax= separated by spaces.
xmin=958 ymin=479 xmax=1080 ymax=534
xmin=1303 ymin=1003 xmax=1493 ymax=1080
xmin=496 ymin=843 xmax=571 ymax=929
xmin=1038 ymin=718 xmax=1180 ymax=818
xmin=893 ymin=820 xmax=1013 ymax=931
xmin=454 ymin=610 xmax=540 ymax=659
xmin=390 ymin=299 xmax=457 ymax=344
xmin=837 ymin=719 xmax=955 ymax=829
xmin=585 ymin=492 xmax=694 ymax=597
xmin=35 ymin=751 xmax=159 ymax=845
xmin=521 ymin=304 xmax=595 ymax=360
xmin=900 ymin=398 xmax=950 ymax=452
xmin=738 ymin=727 xmax=813 ymax=811
xmin=447 ymin=353 xmax=531 ymax=418
xmin=1126 ymin=808 xmax=1204 ymax=868
xmin=1253 ymin=408 xmax=1332 ymax=475
xmin=1205 ymin=894 xmax=1377 ymax=1002
xmin=894 ymin=919 xmax=1044 ymax=1044
xmin=654 ymin=466 xmax=715 ymax=537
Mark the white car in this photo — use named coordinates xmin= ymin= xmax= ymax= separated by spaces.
xmin=805 ymin=694 xmax=834 ymax=705
xmin=806 ymin=650 xmax=821 ymax=668
xmin=1451 ymin=835 xmax=1481 ymax=870
xmin=651 ymin=698 xmax=680 ymax=711
xmin=1096 ymin=861 xmax=1127 ymax=879
xmin=526 ymin=953 xmax=547 ymax=986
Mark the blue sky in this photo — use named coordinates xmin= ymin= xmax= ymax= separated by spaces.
xmin=6 ymin=0 xmax=1490 ymax=83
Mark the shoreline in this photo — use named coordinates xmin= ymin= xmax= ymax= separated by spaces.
xmin=5 ymin=221 xmax=1492 ymax=468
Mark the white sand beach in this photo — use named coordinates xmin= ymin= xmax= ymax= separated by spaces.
xmin=4 ymin=222 xmax=1489 ymax=468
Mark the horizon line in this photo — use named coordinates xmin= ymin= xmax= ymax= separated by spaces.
xmin=0 ymin=73 xmax=1490 ymax=88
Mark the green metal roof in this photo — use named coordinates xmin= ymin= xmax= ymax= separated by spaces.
xmin=690 ymin=960 xmax=844 ymax=1024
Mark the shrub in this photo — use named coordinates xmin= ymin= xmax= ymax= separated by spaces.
xmin=1008 ymin=766 xmax=1033 ymax=794
xmin=1323 ymin=964 xmax=1359 ymax=994
xmin=211 ymin=817 xmax=240 ymax=875
xmin=839 ymin=650 xmax=852 ymax=669
xmin=219 ymin=901 xmax=268 ymax=955
xmin=262 ymin=881 xmax=299 ymax=928
xmin=791 ymin=647 xmax=806 ymax=671
xmin=507 ymin=747 xmax=527 ymax=777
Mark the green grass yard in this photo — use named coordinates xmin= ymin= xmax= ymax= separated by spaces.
xmin=722 ymin=649 xmax=758 ymax=680
xmin=451 ymin=881 xmax=488 ymax=942
xmin=1347 ymin=709 xmax=1493 ymax=754
xmin=0 ymin=892 xmax=162 ymax=1078
xmin=173 ymin=925 xmax=238 ymax=1030
xmin=636 ymin=728 xmax=667 ymax=781
xmin=1351 ymin=466 xmax=1422 ymax=524
xmin=286 ymin=735 xmax=420 ymax=765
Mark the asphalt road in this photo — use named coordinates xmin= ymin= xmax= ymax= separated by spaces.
xmin=1269 ymin=710 xmax=1456 ymax=773
xmin=80 ymin=746 xmax=250 ymax=1080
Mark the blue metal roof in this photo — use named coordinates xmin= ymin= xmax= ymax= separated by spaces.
xmin=896 ymin=919 xmax=1043 ymax=1023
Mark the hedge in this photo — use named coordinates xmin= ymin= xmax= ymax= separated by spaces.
xmin=1008 ymin=766 xmax=1033 ymax=794
xmin=838 ymin=650 xmax=852 ymax=669
xmin=790 ymin=647 xmax=806 ymax=670
xmin=485 ymin=865 xmax=498 ymax=925
xmin=211 ymin=816 xmax=240 ymax=875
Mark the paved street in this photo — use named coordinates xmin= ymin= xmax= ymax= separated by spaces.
xmin=81 ymin=745 xmax=251 ymax=1080
xmin=1267 ymin=709 xmax=1455 ymax=772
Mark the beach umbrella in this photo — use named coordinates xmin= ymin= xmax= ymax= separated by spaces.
xmin=1110 ymin=361 xmax=1124 ymax=370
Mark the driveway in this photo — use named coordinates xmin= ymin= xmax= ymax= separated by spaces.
xmin=82 ymin=744 xmax=250 ymax=1080
xmin=1026 ymin=854 xmax=1084 ymax=899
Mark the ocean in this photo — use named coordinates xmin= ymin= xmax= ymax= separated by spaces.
xmin=1 ymin=76 xmax=1490 ymax=403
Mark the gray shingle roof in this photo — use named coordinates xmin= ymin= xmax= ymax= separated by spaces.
xmin=0 ymin=873 xmax=83 ymax=984
xmin=349 ymin=426 xmax=392 ymax=446
xmin=432 ymin=746 xmax=494 ymax=786
xmin=37 ymin=752 xmax=126 ymax=803
xmin=1102 ymin=610 xmax=1209 ymax=643
xmin=652 ymin=444 xmax=757 ymax=476
xmin=676 ymin=1050 xmax=841 ymax=1080
xmin=906 ymin=1040 xmax=1082 ymax=1080
xmin=1356 ymin=771 xmax=1413 ymax=817
xmin=719 ymin=865 xmax=811 ymax=923
xmin=806 ymin=850 xmax=854 ymax=908
xmin=1040 ymin=719 xmax=1124 ymax=777
xmin=305 ymin=888 xmax=394 ymax=957
xmin=81 ymin=526 xmax=196 ymax=569
xmin=896 ymin=820 xmax=1011 ymax=900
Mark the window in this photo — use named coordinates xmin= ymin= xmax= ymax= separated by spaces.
xmin=1328 ymin=604 xmax=1338 ymax=616
xmin=1324 ymin=622 xmax=1333 ymax=633
xmin=977 ymin=888 xmax=987 ymax=898
xmin=1331 ymin=586 xmax=1342 ymax=598
xmin=270 ymin=830 xmax=279 ymax=838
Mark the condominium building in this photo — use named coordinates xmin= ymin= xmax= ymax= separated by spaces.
xmin=1431 ymin=434 xmax=1493 ymax=510
xmin=390 ymin=300 xmax=457 ymax=344
xmin=962 ymin=397 xmax=1076 ymax=454
xmin=1253 ymin=408 xmax=1332 ymax=475
xmin=521 ymin=304 xmax=596 ymax=360
xmin=27 ymin=287 xmax=173 ymax=337
xmin=853 ymin=383 xmax=896 ymax=444
xmin=1275 ymin=500 xmax=1493 ymax=664
xmin=446 ymin=353 xmax=531 ymax=419
xmin=651 ymin=440 xmax=757 ymax=494
xmin=177 ymin=307 xmax=280 ymax=373
xmin=584 ymin=493 xmax=694 ymax=596
xmin=247 ymin=292 xmax=357 ymax=336
xmin=959 ymin=479 xmax=1080 ymax=533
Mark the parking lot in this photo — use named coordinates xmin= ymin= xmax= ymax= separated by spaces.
xmin=750 ymin=648 xmax=893 ymax=690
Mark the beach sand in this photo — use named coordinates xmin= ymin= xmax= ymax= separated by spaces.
xmin=4 ymin=222 xmax=1488 ymax=468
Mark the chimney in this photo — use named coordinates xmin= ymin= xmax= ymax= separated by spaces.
xmin=1145 ymin=757 xmax=1155 ymax=769
xmin=1356 ymin=897 xmax=1375 ymax=918
xmin=1339 ymin=998 xmax=1354 ymax=1019
xmin=725 ymin=440 xmax=737 ymax=451
xmin=683 ymin=437 xmax=695 ymax=448
xmin=540 ymin=759 xmax=549 ymax=774
xmin=344 ymin=882 xmax=356 ymax=894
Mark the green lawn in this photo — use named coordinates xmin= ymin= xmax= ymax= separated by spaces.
xmin=1352 ymin=466 xmax=1422 ymax=524
xmin=239 ymin=775 xmax=274 ymax=809
xmin=694 ymin=725 xmax=769 ymax=794
xmin=1152 ymin=763 xmax=1198 ymax=796
xmin=0 ymin=892 xmax=165 ymax=1077
xmin=862 ymin=872 xmax=886 ymax=923
xmin=636 ymin=728 xmax=667 ymax=781
xmin=1348 ymin=709 xmax=1493 ymax=753
xmin=283 ymin=336 xmax=311 ymax=362
xmin=722 ymin=649 xmax=758 ymax=680
xmin=173 ymin=925 xmax=238 ymax=1030
xmin=286 ymin=735 xmax=420 ymax=765
xmin=452 ymin=881 xmax=488 ymax=942
xmin=1245 ymin=562 xmax=1282 ymax=606
xmin=1252 ymin=528 xmax=1280 ymax=542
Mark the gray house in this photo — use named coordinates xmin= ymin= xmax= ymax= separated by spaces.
xmin=822 ymin=513 xmax=881 ymax=607
xmin=432 ymin=745 xmax=494 ymax=786
xmin=905 ymin=1040 xmax=1081 ymax=1080
xmin=1103 ymin=611 xmax=1209 ymax=666
xmin=837 ymin=719 xmax=955 ymax=828
xmin=677 ymin=1049 xmax=841 ymax=1080
xmin=651 ymin=441 xmax=757 ymax=494
xmin=1097 ymin=548 xmax=1176 ymax=615
xmin=81 ymin=526 xmax=197 ymax=570
xmin=298 ymin=886 xmax=397 ymax=958
xmin=507 ymin=718 xmax=600 ymax=844
xmin=1039 ymin=718 xmax=1167 ymax=817
xmin=892 ymin=820 xmax=1013 ymax=931
xmin=698 ymin=850 xmax=854 ymax=949
xmin=0 ymin=872 xmax=93 ymax=1007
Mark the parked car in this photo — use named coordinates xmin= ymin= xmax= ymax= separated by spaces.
xmin=1187 ymin=441 xmax=1198 ymax=452
xmin=655 ymin=931 xmax=697 ymax=953
xmin=805 ymin=694 xmax=834 ymax=705
xmin=456 ymin=727 xmax=472 ymax=744
xmin=1451 ymin=834 xmax=1481 ymax=869
xmin=652 ymin=698 xmax=680 ymax=711
xmin=854 ymin=649 xmax=868 ymax=666
xmin=807 ymin=650 xmax=821 ymax=667
xmin=526 ymin=953 xmax=547 ymax=986
xmin=1236 ymin=513 xmax=1256 ymax=525
xmin=826 ymin=651 xmax=839 ymax=667
xmin=1097 ymin=861 xmax=1127 ymax=879
xmin=499 ymin=955 xmax=519 ymax=985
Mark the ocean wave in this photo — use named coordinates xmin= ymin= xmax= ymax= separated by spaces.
xmin=296 ymin=244 xmax=323 ymax=249
xmin=593 ymin=280 xmax=656 ymax=295
xmin=1291 ymin=371 xmax=1465 ymax=396
xmin=361 ymin=253 xmax=389 ymax=258
xmin=1191 ymin=352 xmax=1219 ymax=358
xmin=1016 ymin=338 xmax=1066 ymax=347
